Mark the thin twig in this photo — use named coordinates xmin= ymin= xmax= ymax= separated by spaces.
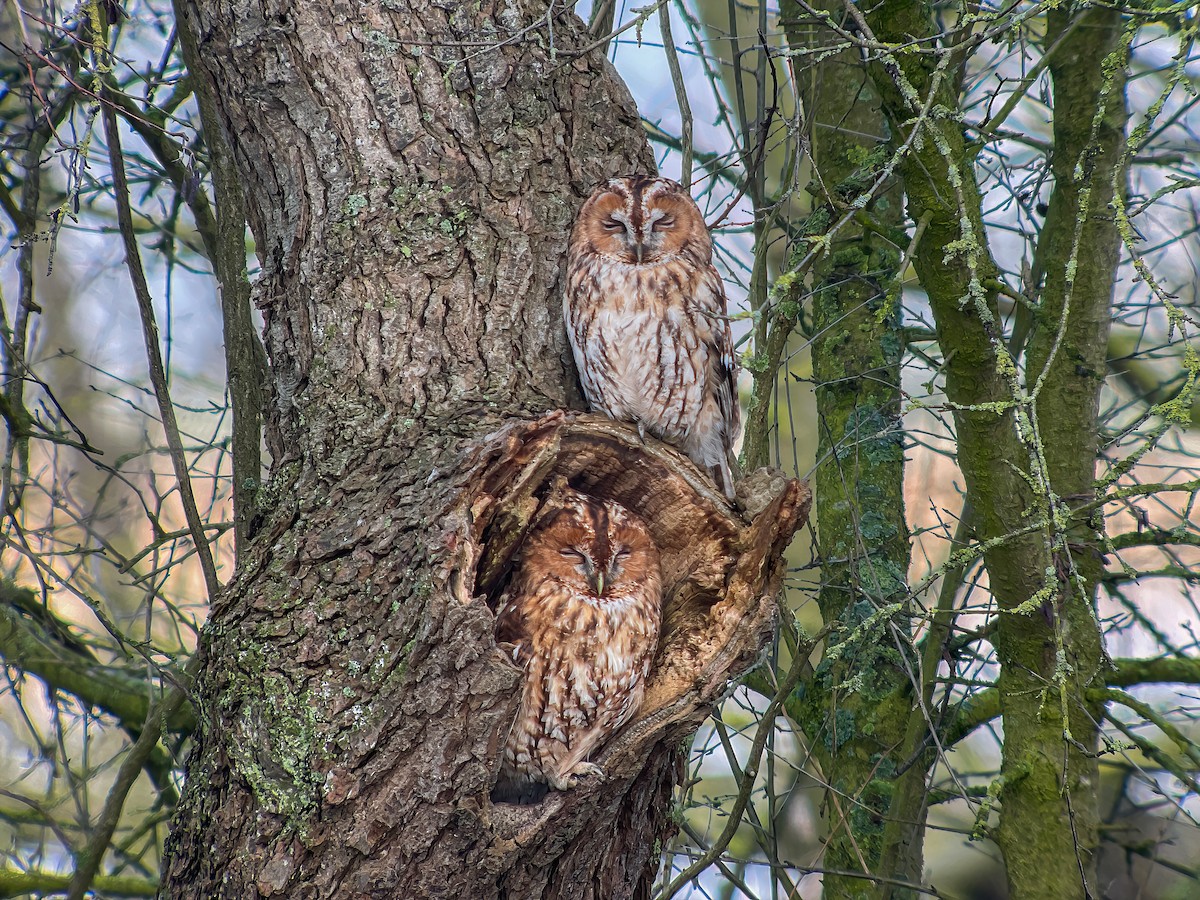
xmin=658 ymin=1 xmax=693 ymax=186
xmin=65 ymin=659 xmax=195 ymax=900
xmin=662 ymin=638 xmax=810 ymax=898
xmin=98 ymin=83 xmax=221 ymax=600
xmin=63 ymin=66 xmax=220 ymax=900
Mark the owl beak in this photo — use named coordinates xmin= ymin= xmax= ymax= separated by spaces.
xmin=633 ymin=242 xmax=644 ymax=264
xmin=592 ymin=570 xmax=607 ymax=597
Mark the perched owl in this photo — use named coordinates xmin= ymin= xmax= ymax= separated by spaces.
xmin=493 ymin=490 xmax=662 ymax=803
xmin=565 ymin=175 xmax=740 ymax=498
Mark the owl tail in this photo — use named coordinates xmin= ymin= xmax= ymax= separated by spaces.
xmin=713 ymin=452 xmax=738 ymax=502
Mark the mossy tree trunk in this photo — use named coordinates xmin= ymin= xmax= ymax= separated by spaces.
xmin=854 ymin=3 xmax=1129 ymax=898
xmin=997 ymin=7 xmax=1128 ymax=896
xmin=157 ymin=2 xmax=808 ymax=898
xmin=775 ymin=2 xmax=1129 ymax=897
xmin=782 ymin=4 xmax=918 ymax=898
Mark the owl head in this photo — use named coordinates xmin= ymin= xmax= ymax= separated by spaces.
xmin=519 ymin=489 xmax=660 ymax=601
xmin=571 ymin=176 xmax=712 ymax=266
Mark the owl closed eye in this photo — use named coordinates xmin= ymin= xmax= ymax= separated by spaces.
xmin=493 ymin=489 xmax=662 ymax=803
xmin=564 ymin=176 xmax=741 ymax=499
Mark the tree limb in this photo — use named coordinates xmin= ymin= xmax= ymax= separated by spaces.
xmin=0 ymin=583 xmax=194 ymax=734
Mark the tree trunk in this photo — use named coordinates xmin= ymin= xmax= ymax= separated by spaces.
xmin=860 ymin=4 xmax=1127 ymax=897
xmin=996 ymin=8 xmax=1127 ymax=897
xmin=159 ymin=3 xmax=808 ymax=897
xmin=784 ymin=5 xmax=917 ymax=897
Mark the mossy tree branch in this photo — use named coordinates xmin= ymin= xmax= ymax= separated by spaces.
xmin=857 ymin=3 xmax=1129 ymax=898
xmin=0 ymin=582 xmax=195 ymax=734
xmin=946 ymin=654 xmax=1200 ymax=749
xmin=0 ymin=869 xmax=157 ymax=899
xmin=1107 ymin=528 xmax=1200 ymax=551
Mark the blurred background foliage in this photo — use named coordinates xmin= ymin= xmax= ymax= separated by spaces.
xmin=1 ymin=0 xmax=1198 ymax=897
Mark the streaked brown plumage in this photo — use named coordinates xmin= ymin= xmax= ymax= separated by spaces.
xmin=494 ymin=490 xmax=661 ymax=802
xmin=565 ymin=175 xmax=740 ymax=498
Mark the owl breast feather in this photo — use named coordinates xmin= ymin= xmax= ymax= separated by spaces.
xmin=567 ymin=262 xmax=713 ymax=445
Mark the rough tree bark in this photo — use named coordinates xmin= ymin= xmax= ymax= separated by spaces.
xmin=160 ymin=2 xmax=807 ymax=897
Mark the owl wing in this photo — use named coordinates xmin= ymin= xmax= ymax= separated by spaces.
xmin=554 ymin=630 xmax=656 ymax=778
xmin=706 ymin=266 xmax=740 ymax=443
xmin=695 ymin=265 xmax=741 ymax=482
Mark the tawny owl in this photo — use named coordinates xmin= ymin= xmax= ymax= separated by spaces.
xmin=565 ymin=175 xmax=740 ymax=498
xmin=493 ymin=490 xmax=662 ymax=803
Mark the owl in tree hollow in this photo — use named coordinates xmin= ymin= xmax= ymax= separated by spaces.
xmin=494 ymin=490 xmax=662 ymax=802
xmin=565 ymin=175 xmax=740 ymax=499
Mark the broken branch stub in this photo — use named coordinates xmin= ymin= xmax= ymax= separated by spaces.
xmin=451 ymin=411 xmax=811 ymax=795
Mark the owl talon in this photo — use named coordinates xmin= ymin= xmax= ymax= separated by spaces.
xmin=552 ymin=762 xmax=606 ymax=791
